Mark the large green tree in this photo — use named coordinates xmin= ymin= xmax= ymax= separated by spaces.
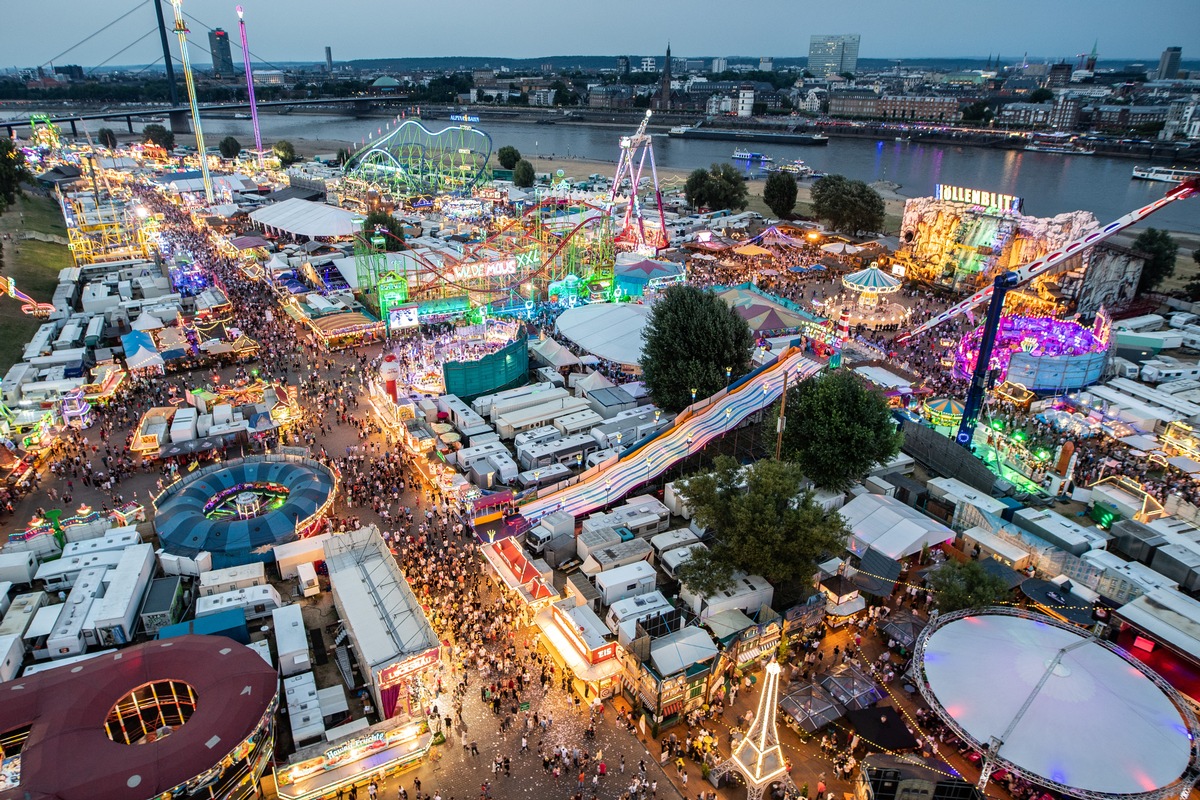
xmin=1185 ymin=249 xmax=1200 ymax=301
xmin=676 ymin=456 xmax=849 ymax=596
xmin=0 ymin=138 xmax=30 ymax=214
xmin=683 ymin=163 xmax=749 ymax=211
xmin=763 ymin=171 xmax=798 ymax=218
xmin=1132 ymin=227 xmax=1179 ymax=292
xmin=926 ymin=560 xmax=1012 ymax=613
xmin=640 ymin=284 xmax=753 ymax=412
xmin=362 ymin=210 xmax=405 ymax=251
xmin=218 ymin=136 xmax=241 ymax=159
xmin=272 ymin=139 xmax=298 ymax=165
xmin=96 ymin=127 xmax=118 ymax=149
xmin=775 ymin=369 xmax=902 ymax=490
xmin=496 ymin=145 xmax=521 ymax=170
xmin=512 ymin=159 xmax=535 ymax=188
xmin=810 ymin=174 xmax=886 ymax=236
xmin=142 ymin=123 xmax=175 ymax=151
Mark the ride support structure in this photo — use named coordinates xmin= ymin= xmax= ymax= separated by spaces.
xmin=909 ymin=179 xmax=1200 ymax=449
xmin=609 ymin=110 xmax=669 ymax=253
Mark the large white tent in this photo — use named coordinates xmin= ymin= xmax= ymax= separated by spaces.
xmin=555 ymin=304 xmax=650 ymax=368
xmin=839 ymin=493 xmax=953 ymax=560
xmin=249 ymin=198 xmax=359 ymax=238
xmin=919 ymin=611 xmax=1197 ymax=797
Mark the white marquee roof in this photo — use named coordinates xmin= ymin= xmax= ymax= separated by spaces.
xmin=249 ymin=198 xmax=358 ymax=238
xmin=839 ymin=493 xmax=953 ymax=560
xmin=921 ymin=613 xmax=1193 ymax=796
xmin=555 ymin=303 xmax=650 ymax=367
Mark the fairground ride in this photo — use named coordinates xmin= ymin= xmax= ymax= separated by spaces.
xmin=896 ymin=179 xmax=1198 ymax=449
xmin=610 ymin=110 xmax=669 ymax=252
xmin=0 ymin=275 xmax=54 ymax=317
xmin=341 ymin=120 xmax=493 ymax=202
xmin=354 ymin=197 xmax=616 ymax=317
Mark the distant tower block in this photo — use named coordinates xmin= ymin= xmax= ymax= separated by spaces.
xmin=709 ymin=661 xmax=793 ymax=800
xmin=325 ymin=46 xmax=333 ymax=72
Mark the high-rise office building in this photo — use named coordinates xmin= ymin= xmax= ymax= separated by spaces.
xmin=616 ymin=56 xmax=631 ymax=76
xmin=208 ymin=28 xmax=234 ymax=77
xmin=808 ymin=34 xmax=861 ymax=77
xmin=325 ymin=46 xmax=333 ymax=73
xmin=1157 ymin=46 xmax=1182 ymax=80
xmin=712 ymin=57 xmax=728 ymax=73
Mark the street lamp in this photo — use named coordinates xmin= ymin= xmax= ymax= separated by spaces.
xmin=690 ymin=387 xmax=698 ymax=405
xmin=605 ymin=478 xmax=612 ymax=509
xmin=725 ymin=366 xmax=732 ymax=386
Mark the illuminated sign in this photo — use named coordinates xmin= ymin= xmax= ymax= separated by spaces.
xmin=449 ymin=258 xmax=518 ymax=282
xmin=449 ymin=114 xmax=480 ymax=123
xmin=377 ymin=647 xmax=441 ymax=688
xmin=388 ymin=303 xmax=420 ymax=331
xmin=935 ymin=184 xmax=1023 ymax=213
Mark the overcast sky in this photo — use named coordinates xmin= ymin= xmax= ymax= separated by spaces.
xmin=5 ymin=0 xmax=1196 ymax=69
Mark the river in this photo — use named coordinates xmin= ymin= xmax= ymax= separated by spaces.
xmin=134 ymin=112 xmax=1200 ymax=234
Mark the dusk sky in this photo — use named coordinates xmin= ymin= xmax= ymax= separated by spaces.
xmin=4 ymin=0 xmax=1197 ymax=68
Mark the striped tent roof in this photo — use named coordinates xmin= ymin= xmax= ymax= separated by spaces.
xmin=842 ymin=263 xmax=902 ymax=293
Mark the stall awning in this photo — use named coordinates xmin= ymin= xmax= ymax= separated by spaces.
xmin=535 ymin=608 xmax=623 ymax=684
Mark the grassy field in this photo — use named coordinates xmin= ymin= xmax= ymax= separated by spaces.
xmin=0 ymin=193 xmax=73 ymax=373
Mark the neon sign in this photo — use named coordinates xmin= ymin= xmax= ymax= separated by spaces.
xmin=449 ymin=259 xmax=518 ymax=282
xmin=935 ymin=184 xmax=1023 ymax=213
xmin=377 ymin=647 xmax=440 ymax=688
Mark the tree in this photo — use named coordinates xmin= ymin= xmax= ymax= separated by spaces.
xmin=682 ymin=163 xmax=748 ymax=212
xmin=774 ymin=369 xmax=902 ymax=490
xmin=142 ymin=123 xmax=175 ymax=151
xmin=810 ymin=174 xmax=885 ymax=236
xmin=0 ymin=138 xmax=30 ymax=214
xmin=763 ymin=172 xmax=798 ymax=218
xmin=640 ymin=284 xmax=753 ymax=413
xmin=496 ymin=145 xmax=521 ymax=170
xmin=1133 ymin=227 xmax=1179 ymax=292
xmin=1028 ymin=87 xmax=1054 ymax=103
xmin=218 ymin=136 xmax=241 ymax=159
xmin=512 ymin=159 xmax=535 ymax=188
xmin=684 ymin=168 xmax=711 ymax=210
xmin=1185 ymin=249 xmax=1200 ymax=301
xmin=272 ymin=139 xmax=297 ymax=166
xmin=97 ymin=127 xmax=118 ymax=149
xmin=675 ymin=456 xmax=849 ymax=596
xmin=361 ymin=210 xmax=405 ymax=251
xmin=926 ymin=560 xmax=1012 ymax=613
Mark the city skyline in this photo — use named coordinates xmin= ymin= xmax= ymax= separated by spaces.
xmin=2 ymin=0 xmax=1196 ymax=70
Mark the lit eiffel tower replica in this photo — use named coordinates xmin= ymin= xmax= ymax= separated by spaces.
xmin=710 ymin=661 xmax=794 ymax=800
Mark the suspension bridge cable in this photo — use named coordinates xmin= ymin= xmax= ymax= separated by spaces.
xmin=87 ymin=27 xmax=160 ymax=75
xmin=40 ymin=0 xmax=150 ymax=68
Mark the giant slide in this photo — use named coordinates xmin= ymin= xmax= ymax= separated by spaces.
xmin=520 ymin=346 xmax=824 ymax=523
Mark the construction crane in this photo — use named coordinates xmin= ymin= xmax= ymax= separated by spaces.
xmin=894 ymin=178 xmax=1198 ymax=448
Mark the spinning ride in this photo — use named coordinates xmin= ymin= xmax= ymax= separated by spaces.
xmin=154 ymin=455 xmax=338 ymax=568
xmin=824 ymin=262 xmax=907 ymax=329
xmin=954 ymin=312 xmax=1112 ymax=392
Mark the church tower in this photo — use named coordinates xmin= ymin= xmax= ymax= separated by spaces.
xmin=658 ymin=42 xmax=672 ymax=111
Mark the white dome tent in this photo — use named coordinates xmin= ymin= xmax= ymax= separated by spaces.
xmin=914 ymin=608 xmax=1200 ymax=799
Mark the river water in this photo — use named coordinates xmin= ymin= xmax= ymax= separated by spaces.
xmin=193 ymin=113 xmax=1199 ymax=234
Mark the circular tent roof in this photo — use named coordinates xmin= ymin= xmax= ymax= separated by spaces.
xmin=916 ymin=610 xmax=1197 ymax=798
xmin=842 ymin=263 xmax=901 ymax=293
xmin=0 ymin=636 xmax=278 ymax=800
xmin=155 ymin=457 xmax=337 ymax=568
xmin=555 ymin=303 xmax=650 ymax=368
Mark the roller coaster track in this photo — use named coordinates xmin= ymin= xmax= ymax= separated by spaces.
xmin=520 ymin=346 xmax=824 ymax=523
xmin=367 ymin=205 xmax=613 ymax=301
